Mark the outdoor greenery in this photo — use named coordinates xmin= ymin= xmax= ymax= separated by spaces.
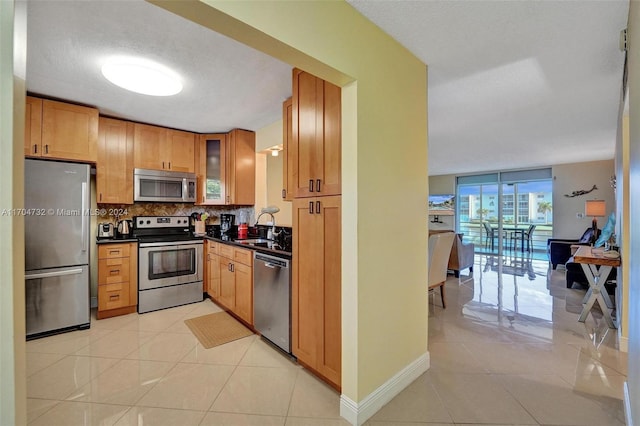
xmin=206 ymin=179 xmax=221 ymax=198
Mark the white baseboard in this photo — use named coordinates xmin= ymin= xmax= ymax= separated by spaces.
xmin=624 ymin=381 xmax=634 ymax=426
xmin=618 ymin=327 xmax=629 ymax=352
xmin=340 ymin=352 xmax=430 ymax=426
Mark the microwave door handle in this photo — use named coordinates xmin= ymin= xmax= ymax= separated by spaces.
xmin=183 ymin=178 xmax=188 ymax=202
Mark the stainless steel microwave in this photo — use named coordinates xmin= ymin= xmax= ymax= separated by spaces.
xmin=134 ymin=168 xmax=196 ymax=203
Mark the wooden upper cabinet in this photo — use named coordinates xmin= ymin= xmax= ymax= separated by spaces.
xmin=133 ymin=123 xmax=195 ymax=173
xmin=291 ymin=69 xmax=341 ymax=198
xmin=24 ymin=96 xmax=42 ymax=156
xmin=166 ymin=129 xmax=195 ymax=172
xmin=25 ymin=97 xmax=98 ymax=162
xmin=282 ymin=97 xmax=293 ymax=201
xmin=133 ymin=123 xmax=166 ymax=170
xmin=195 ymin=130 xmax=254 ymax=206
xmin=227 ymin=129 xmax=256 ymax=205
xmin=97 ymin=117 xmax=134 ymax=204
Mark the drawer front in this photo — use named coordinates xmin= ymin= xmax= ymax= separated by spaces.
xmin=98 ymin=258 xmax=130 ymax=284
xmin=98 ymin=283 xmax=130 ymax=311
xmin=98 ymin=244 xmax=130 ymax=259
xmin=219 ymin=244 xmax=234 ymax=259
xmin=233 ymin=247 xmax=253 ymax=266
xmin=207 ymin=240 xmax=219 ymax=254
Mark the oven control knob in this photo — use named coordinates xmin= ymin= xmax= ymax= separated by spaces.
xmin=138 ymin=220 xmax=143 ymax=226
xmin=146 ymin=220 xmax=151 ymax=224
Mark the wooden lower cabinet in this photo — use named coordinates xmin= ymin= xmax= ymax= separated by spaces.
xmin=292 ymin=195 xmax=341 ymax=389
xmin=206 ymin=241 xmax=253 ymax=326
xmin=233 ymin=263 xmax=253 ymax=324
xmin=206 ymin=241 xmax=220 ymax=299
xmin=97 ymin=242 xmax=137 ymax=319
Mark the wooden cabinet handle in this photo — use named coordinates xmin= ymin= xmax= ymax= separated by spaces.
xmin=109 ymin=294 xmax=119 ymax=300
xmin=34 ymin=144 xmax=38 ymax=154
xmin=109 ymin=250 xmax=121 ymax=255
xmin=316 ymin=201 xmax=321 ymax=214
xmin=309 ymin=201 xmax=314 ymax=214
xmin=282 ymin=189 xmax=286 ymax=198
xmin=99 ymin=193 xmax=102 ymax=202
xmin=45 ymin=145 xmax=49 ymax=154
xmin=109 ymin=269 xmax=120 ymax=275
xmin=162 ymin=161 xmax=165 ymax=169
xmin=309 ymin=179 xmax=314 ymax=192
xmin=316 ymin=179 xmax=321 ymax=192
xmin=168 ymin=162 xmax=171 ymax=169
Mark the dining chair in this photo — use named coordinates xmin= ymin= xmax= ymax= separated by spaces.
xmin=482 ymin=221 xmax=498 ymax=251
xmin=428 ymin=232 xmax=455 ymax=308
xmin=523 ymin=224 xmax=536 ymax=252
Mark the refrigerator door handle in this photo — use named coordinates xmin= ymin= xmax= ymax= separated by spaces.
xmin=25 ymin=268 xmax=84 ymax=280
xmin=81 ymin=182 xmax=88 ymax=252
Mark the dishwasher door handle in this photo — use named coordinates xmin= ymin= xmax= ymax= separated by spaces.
xmin=264 ymin=262 xmax=279 ymax=269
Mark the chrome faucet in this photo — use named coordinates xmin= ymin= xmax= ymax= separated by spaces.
xmin=254 ymin=206 xmax=280 ymax=240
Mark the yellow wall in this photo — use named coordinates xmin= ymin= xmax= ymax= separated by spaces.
xmin=0 ymin=0 xmax=27 ymax=424
xmin=152 ymin=0 xmax=429 ymax=402
xmin=256 ymin=119 xmax=282 ymax=151
xmin=619 ymin=114 xmax=629 ymax=345
xmin=625 ymin=0 xmax=640 ymax=420
xmin=255 ymin=119 xmax=292 ymax=226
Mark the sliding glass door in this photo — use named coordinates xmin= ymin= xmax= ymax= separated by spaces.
xmin=457 ymin=169 xmax=553 ymax=256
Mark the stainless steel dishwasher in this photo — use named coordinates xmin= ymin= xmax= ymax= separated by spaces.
xmin=253 ymin=252 xmax=291 ymax=354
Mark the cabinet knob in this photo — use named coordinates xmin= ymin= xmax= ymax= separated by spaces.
xmin=168 ymin=162 xmax=171 ymax=170
xmin=309 ymin=179 xmax=314 ymax=192
xmin=34 ymin=144 xmax=38 ymax=154
xmin=282 ymin=189 xmax=286 ymax=198
xmin=316 ymin=201 xmax=321 ymax=214
xmin=45 ymin=145 xmax=49 ymax=154
xmin=316 ymin=179 xmax=321 ymax=192
xmin=308 ymin=201 xmax=314 ymax=214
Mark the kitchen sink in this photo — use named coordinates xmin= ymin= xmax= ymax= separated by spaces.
xmin=237 ymin=238 xmax=272 ymax=244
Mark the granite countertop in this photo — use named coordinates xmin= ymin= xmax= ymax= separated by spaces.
xmin=204 ymin=236 xmax=292 ymax=259
xmin=96 ymin=238 xmax=139 ymax=244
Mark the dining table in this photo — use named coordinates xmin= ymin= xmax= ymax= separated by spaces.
xmin=503 ymin=227 xmax=526 ymax=252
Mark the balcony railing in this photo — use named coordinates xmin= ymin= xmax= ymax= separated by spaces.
xmin=459 ymin=221 xmax=552 ymax=255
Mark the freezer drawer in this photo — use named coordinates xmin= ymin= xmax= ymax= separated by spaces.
xmin=25 ymin=265 xmax=90 ymax=338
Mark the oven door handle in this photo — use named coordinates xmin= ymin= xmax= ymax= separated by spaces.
xmin=139 ymin=241 xmax=203 ymax=248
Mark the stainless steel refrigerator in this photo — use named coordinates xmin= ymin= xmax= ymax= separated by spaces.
xmin=25 ymin=159 xmax=90 ymax=338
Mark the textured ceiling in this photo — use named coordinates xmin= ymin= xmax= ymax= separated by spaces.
xmin=348 ymin=0 xmax=629 ymax=175
xmin=26 ymin=0 xmax=293 ymax=134
xmin=27 ymin=1 xmax=629 ymax=175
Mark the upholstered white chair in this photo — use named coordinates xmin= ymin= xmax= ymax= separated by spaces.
xmin=428 ymin=232 xmax=455 ymax=308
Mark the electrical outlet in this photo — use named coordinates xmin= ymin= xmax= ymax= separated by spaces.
xmin=576 ymin=212 xmax=584 ymax=219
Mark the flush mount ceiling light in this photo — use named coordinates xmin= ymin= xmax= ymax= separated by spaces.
xmin=101 ymin=57 xmax=182 ymax=96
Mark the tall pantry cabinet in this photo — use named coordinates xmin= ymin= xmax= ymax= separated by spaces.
xmin=290 ymin=68 xmax=342 ymax=389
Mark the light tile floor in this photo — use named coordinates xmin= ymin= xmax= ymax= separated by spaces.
xmin=27 ymin=253 xmax=627 ymax=425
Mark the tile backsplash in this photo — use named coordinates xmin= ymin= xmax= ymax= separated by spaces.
xmin=96 ymin=203 xmax=256 ymax=225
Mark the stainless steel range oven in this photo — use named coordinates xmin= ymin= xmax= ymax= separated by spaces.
xmin=134 ymin=216 xmax=203 ymax=313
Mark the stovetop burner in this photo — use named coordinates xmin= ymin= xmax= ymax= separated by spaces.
xmin=133 ymin=215 xmax=202 ymax=243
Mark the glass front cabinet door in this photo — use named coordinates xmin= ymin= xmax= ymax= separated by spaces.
xmin=196 ymin=134 xmax=227 ymax=205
